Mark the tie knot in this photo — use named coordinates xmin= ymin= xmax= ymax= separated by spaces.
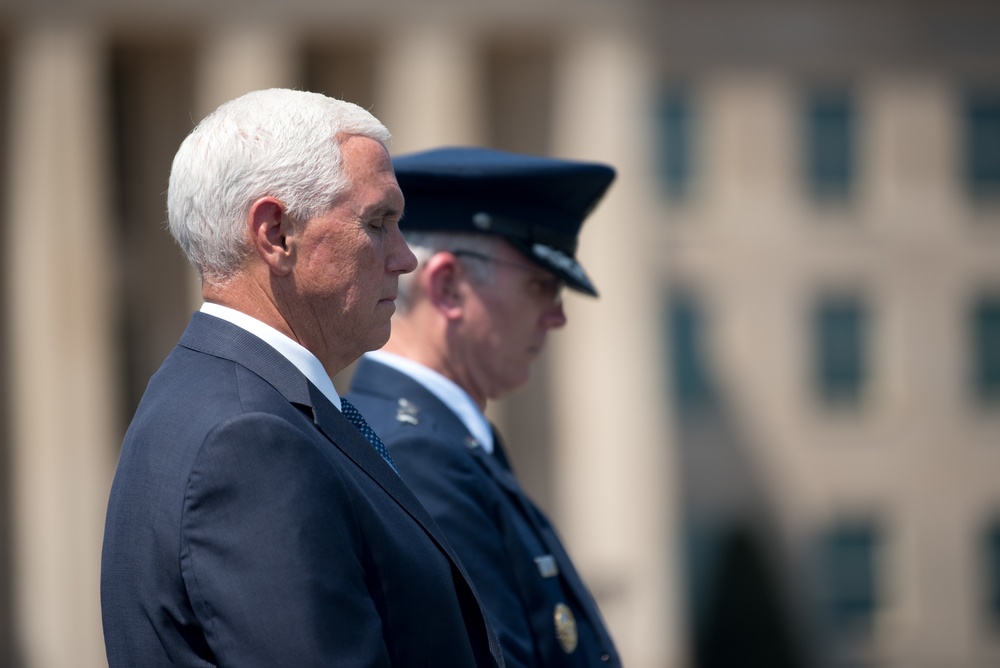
xmin=339 ymin=397 xmax=364 ymax=425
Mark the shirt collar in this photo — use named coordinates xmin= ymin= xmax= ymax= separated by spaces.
xmin=199 ymin=302 xmax=342 ymax=410
xmin=364 ymin=350 xmax=494 ymax=453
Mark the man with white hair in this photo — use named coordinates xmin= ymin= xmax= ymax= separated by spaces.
xmin=101 ymin=90 xmax=504 ymax=668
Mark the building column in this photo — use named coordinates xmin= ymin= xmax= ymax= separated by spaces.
xmin=5 ymin=24 xmax=118 ymax=668
xmin=194 ymin=23 xmax=300 ymax=119
xmin=184 ymin=24 xmax=301 ymax=307
xmin=373 ymin=23 xmax=486 ymax=153
xmin=547 ymin=30 xmax=685 ymax=668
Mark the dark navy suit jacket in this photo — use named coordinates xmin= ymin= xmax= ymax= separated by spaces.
xmin=101 ymin=313 xmax=503 ymax=668
xmin=347 ymin=357 xmax=621 ymax=668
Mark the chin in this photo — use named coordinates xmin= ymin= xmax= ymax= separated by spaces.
xmin=507 ymin=369 xmax=533 ymax=394
xmin=367 ymin=322 xmax=392 ymax=351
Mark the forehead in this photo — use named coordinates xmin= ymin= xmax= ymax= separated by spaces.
xmin=340 ymin=135 xmax=394 ymax=180
xmin=339 ymin=135 xmax=402 ymax=210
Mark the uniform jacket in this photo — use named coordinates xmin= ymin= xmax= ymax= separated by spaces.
xmin=101 ymin=313 xmax=504 ymax=668
xmin=347 ymin=357 xmax=622 ymax=668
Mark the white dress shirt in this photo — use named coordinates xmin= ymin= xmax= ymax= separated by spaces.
xmin=200 ymin=302 xmax=342 ymax=410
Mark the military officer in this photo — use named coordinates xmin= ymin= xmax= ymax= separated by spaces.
xmin=346 ymin=146 xmax=621 ymax=667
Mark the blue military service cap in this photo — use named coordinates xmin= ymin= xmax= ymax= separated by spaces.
xmin=391 ymin=146 xmax=616 ymax=297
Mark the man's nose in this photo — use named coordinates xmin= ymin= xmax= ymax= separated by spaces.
xmin=542 ymin=301 xmax=567 ymax=329
xmin=390 ymin=230 xmax=418 ymax=274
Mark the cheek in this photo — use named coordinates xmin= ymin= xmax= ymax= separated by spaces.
xmin=330 ymin=240 xmax=379 ymax=297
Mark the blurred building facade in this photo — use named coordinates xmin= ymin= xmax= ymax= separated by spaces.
xmin=0 ymin=1 xmax=998 ymax=667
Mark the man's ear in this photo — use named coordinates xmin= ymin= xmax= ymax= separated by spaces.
xmin=424 ymin=252 xmax=464 ymax=320
xmin=249 ymin=197 xmax=294 ymax=276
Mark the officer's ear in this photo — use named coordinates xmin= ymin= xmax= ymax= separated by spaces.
xmin=249 ymin=196 xmax=295 ymax=276
xmin=424 ymin=252 xmax=464 ymax=320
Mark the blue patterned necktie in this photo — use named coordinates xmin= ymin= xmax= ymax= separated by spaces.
xmin=340 ymin=398 xmax=398 ymax=472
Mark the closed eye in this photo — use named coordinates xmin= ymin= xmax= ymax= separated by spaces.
xmin=362 ymin=204 xmax=401 ymax=231
xmin=527 ymin=277 xmax=563 ymax=302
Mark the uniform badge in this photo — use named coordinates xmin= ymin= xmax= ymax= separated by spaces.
xmin=395 ymin=398 xmax=420 ymax=425
xmin=534 ymin=554 xmax=559 ymax=578
xmin=553 ymin=602 xmax=578 ymax=654
xmin=463 ymin=435 xmax=480 ymax=449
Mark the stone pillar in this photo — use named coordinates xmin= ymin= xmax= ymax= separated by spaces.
xmin=194 ymin=23 xmax=300 ymax=119
xmin=5 ymin=24 xmax=118 ymax=668
xmin=373 ymin=23 xmax=486 ymax=153
xmin=547 ymin=29 xmax=685 ymax=668
xmin=185 ymin=23 xmax=300 ymax=306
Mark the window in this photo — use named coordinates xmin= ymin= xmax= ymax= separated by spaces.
xmin=813 ymin=294 xmax=868 ymax=406
xmin=817 ymin=522 xmax=879 ymax=633
xmin=667 ymin=293 xmax=713 ymax=409
xmin=804 ymin=87 xmax=854 ymax=201
xmin=655 ymin=87 xmax=692 ymax=199
xmin=965 ymin=89 xmax=1000 ymax=199
xmin=972 ymin=294 xmax=1000 ymax=403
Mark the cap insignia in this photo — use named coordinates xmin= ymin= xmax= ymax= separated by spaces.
xmin=472 ymin=212 xmax=493 ymax=231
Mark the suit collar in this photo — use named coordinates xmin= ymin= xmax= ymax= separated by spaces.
xmin=179 ymin=314 xmax=434 ymax=522
xmin=353 ymin=357 xmax=480 ymax=442
xmin=181 ymin=312 xmax=315 ymax=405
xmin=354 ymin=355 xmax=494 ymax=451
xmin=353 ymin=357 xmax=524 ymax=493
xmin=199 ymin=302 xmax=342 ymax=409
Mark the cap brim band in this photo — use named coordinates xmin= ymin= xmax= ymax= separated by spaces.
xmin=509 ymin=240 xmax=598 ymax=297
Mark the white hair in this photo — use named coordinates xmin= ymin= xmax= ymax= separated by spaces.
xmin=167 ymin=88 xmax=391 ymax=284
xmin=395 ymin=232 xmax=502 ymax=314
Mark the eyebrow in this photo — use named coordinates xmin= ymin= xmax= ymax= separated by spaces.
xmin=361 ymin=203 xmax=402 ymax=220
